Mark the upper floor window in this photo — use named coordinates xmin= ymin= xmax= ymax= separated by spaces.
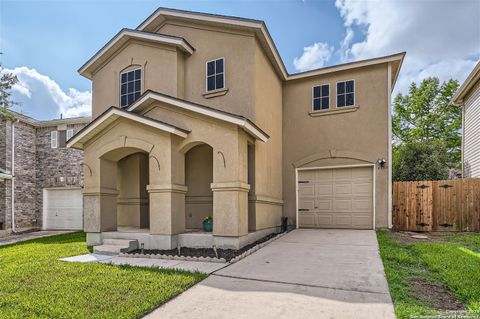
xmin=312 ymin=84 xmax=329 ymax=111
xmin=337 ymin=80 xmax=355 ymax=108
xmin=120 ymin=68 xmax=141 ymax=108
xmin=206 ymin=58 xmax=225 ymax=92
xmin=51 ymin=128 xmax=74 ymax=149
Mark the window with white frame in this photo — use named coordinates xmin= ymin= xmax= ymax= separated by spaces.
xmin=312 ymin=84 xmax=329 ymax=111
xmin=206 ymin=58 xmax=225 ymax=91
xmin=120 ymin=68 xmax=141 ymax=108
xmin=51 ymin=131 xmax=58 ymax=148
xmin=66 ymin=129 xmax=74 ymax=141
xmin=336 ymin=80 xmax=355 ymax=107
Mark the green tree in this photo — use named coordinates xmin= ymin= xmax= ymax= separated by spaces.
xmin=393 ymin=140 xmax=449 ymax=181
xmin=392 ymin=77 xmax=461 ymax=168
xmin=0 ymin=64 xmax=18 ymax=119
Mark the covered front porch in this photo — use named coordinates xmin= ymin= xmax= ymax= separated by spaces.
xmin=68 ymin=93 xmax=272 ymax=249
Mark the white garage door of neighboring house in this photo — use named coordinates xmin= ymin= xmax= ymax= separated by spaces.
xmin=43 ymin=188 xmax=83 ymax=230
xmin=297 ymin=166 xmax=374 ymax=229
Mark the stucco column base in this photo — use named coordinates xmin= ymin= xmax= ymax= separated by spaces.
xmin=147 ymin=184 xmax=187 ymax=236
xmin=83 ymin=189 xmax=119 ymax=232
xmin=86 ymin=232 xmax=102 ymax=246
xmin=211 ymin=182 xmax=250 ymax=237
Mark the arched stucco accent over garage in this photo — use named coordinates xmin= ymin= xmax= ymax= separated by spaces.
xmin=292 ymin=149 xmax=375 ymax=168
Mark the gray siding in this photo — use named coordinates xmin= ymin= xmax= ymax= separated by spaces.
xmin=464 ymin=80 xmax=480 ymax=178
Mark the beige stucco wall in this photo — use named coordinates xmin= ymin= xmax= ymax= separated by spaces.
xmin=117 ymin=152 xmax=149 ymax=228
xmin=90 ymin=41 xmax=184 ymax=118
xmin=185 ymin=144 xmax=213 ymax=229
xmin=282 ymin=63 xmax=390 ymax=228
xmin=156 ymin=21 xmax=256 ymax=120
xmin=251 ymin=39 xmax=283 ymax=230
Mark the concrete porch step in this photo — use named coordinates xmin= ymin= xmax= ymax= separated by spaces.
xmin=93 ymin=239 xmax=138 ymax=256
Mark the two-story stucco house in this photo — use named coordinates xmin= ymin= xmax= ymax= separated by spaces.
xmin=452 ymin=61 xmax=480 ymax=178
xmin=68 ymin=8 xmax=404 ymax=250
xmin=0 ymin=112 xmax=90 ymax=236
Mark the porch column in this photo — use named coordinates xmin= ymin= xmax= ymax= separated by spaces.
xmin=211 ymin=130 xmax=250 ymax=244
xmin=147 ymin=184 xmax=187 ymax=235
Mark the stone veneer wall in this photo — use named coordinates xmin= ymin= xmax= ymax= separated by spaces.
xmin=0 ymin=117 xmax=87 ymax=233
xmin=12 ymin=120 xmax=38 ymax=231
xmin=35 ymin=123 xmax=85 ymax=224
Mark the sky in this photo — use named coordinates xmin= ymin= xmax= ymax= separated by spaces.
xmin=1 ymin=0 xmax=479 ymax=120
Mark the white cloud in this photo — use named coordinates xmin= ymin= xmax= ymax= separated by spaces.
xmin=293 ymin=42 xmax=334 ymax=72
xmin=334 ymin=0 xmax=480 ymax=94
xmin=2 ymin=66 xmax=91 ymax=120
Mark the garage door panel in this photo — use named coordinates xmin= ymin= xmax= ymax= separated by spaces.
xmin=298 ymin=167 xmax=373 ymax=229
xmin=44 ymin=188 xmax=83 ymax=230
xmin=334 ymin=183 xmax=352 ymax=195
xmin=315 ymin=183 xmax=333 ymax=196
xmin=299 ymin=213 xmax=316 ymax=227
xmin=298 ymin=184 xmax=315 ymax=197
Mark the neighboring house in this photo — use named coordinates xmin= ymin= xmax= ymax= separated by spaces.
xmin=69 ymin=8 xmax=404 ymax=249
xmin=452 ymin=61 xmax=480 ymax=178
xmin=0 ymin=112 xmax=90 ymax=235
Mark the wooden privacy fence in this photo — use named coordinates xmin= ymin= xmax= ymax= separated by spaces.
xmin=393 ymin=179 xmax=480 ymax=232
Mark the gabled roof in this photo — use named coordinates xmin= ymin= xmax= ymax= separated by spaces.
xmin=9 ymin=110 xmax=90 ymax=127
xmin=135 ymin=7 xmax=405 ymax=87
xmin=79 ymin=28 xmax=195 ymax=79
xmin=127 ymin=90 xmax=269 ymax=142
xmin=67 ymin=106 xmax=189 ymax=150
xmin=451 ymin=61 xmax=480 ymax=106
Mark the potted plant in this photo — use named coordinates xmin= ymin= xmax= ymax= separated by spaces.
xmin=202 ymin=216 xmax=213 ymax=232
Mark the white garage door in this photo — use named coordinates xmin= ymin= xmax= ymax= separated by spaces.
xmin=44 ymin=188 xmax=83 ymax=230
xmin=298 ymin=166 xmax=373 ymax=229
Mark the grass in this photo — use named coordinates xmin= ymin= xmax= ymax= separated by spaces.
xmin=377 ymin=231 xmax=480 ymax=319
xmin=0 ymin=232 xmax=206 ymax=319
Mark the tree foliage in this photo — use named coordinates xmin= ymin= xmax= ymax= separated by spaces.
xmin=0 ymin=64 xmax=18 ymax=119
xmin=393 ymin=140 xmax=449 ymax=181
xmin=392 ymin=77 xmax=461 ymax=168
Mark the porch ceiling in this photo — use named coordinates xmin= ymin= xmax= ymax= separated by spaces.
xmin=67 ymin=107 xmax=190 ymax=150
xmin=127 ymin=90 xmax=270 ymax=142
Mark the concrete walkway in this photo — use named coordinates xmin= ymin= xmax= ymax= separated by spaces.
xmin=145 ymin=229 xmax=395 ymax=319
xmin=0 ymin=230 xmax=74 ymax=246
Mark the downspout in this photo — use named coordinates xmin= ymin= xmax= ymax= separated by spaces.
xmin=11 ymin=119 xmax=18 ymax=233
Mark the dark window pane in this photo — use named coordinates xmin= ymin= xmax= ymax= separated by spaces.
xmin=337 ymin=82 xmax=345 ymax=94
xmin=337 ymin=95 xmax=345 ymax=107
xmin=134 ymin=80 xmax=141 ymax=91
xmin=134 ymin=69 xmax=141 ymax=80
xmin=207 ymin=61 xmax=215 ymax=76
xmin=322 ymin=85 xmax=329 ymax=96
xmin=134 ymin=92 xmax=141 ymax=100
xmin=121 ymin=73 xmax=127 ymax=83
xmin=207 ymin=75 xmax=215 ymax=91
xmin=127 ymin=71 xmax=134 ymax=81
xmin=321 ymin=97 xmax=329 ymax=109
xmin=216 ymin=59 xmax=224 ymax=73
xmin=313 ymin=98 xmax=321 ymax=111
xmin=128 ymin=93 xmax=134 ymax=105
xmin=121 ymin=84 xmax=127 ymax=95
xmin=346 ymin=80 xmax=354 ymax=93
xmin=216 ymin=74 xmax=224 ymax=89
xmin=346 ymin=93 xmax=354 ymax=106
xmin=313 ymin=86 xmax=321 ymax=98
xmin=58 ymin=130 xmax=67 ymax=148
xmin=121 ymin=95 xmax=127 ymax=107
xmin=128 ymin=81 xmax=134 ymax=92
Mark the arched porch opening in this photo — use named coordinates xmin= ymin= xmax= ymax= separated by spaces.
xmin=184 ymin=143 xmax=213 ymax=230
xmin=100 ymin=147 xmax=150 ymax=232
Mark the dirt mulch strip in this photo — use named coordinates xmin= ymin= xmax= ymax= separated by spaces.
xmin=128 ymin=232 xmax=280 ymax=262
xmin=389 ymin=231 xmax=452 ymax=244
xmin=408 ymin=276 xmax=465 ymax=311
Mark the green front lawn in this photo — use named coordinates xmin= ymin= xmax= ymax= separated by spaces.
xmin=0 ymin=232 xmax=206 ymax=319
xmin=377 ymin=231 xmax=480 ymax=319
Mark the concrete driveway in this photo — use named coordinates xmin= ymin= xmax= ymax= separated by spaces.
xmin=145 ymin=229 xmax=395 ymax=319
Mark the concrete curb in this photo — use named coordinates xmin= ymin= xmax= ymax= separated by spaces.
xmin=119 ymin=231 xmax=288 ymax=264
